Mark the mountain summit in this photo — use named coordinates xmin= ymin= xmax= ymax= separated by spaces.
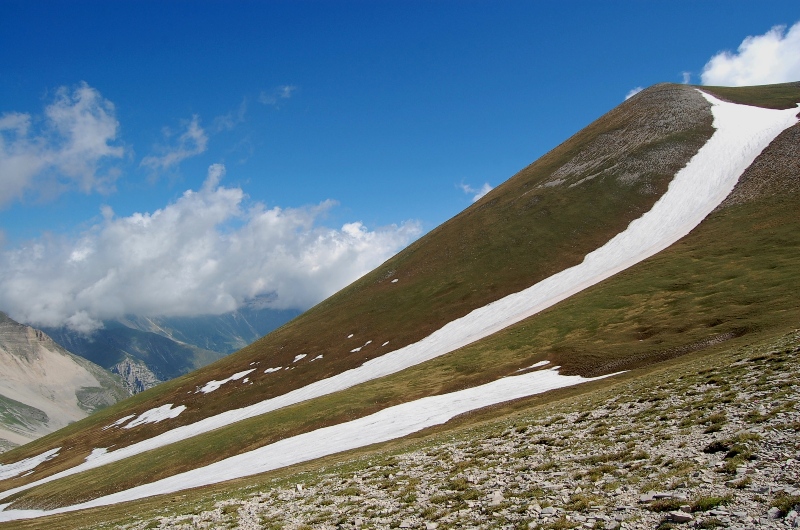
xmin=0 ymin=82 xmax=798 ymax=525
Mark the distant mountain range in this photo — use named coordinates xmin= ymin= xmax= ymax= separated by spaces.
xmin=43 ymin=306 xmax=300 ymax=393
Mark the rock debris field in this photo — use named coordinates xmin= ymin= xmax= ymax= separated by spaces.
xmin=118 ymin=330 xmax=800 ymax=530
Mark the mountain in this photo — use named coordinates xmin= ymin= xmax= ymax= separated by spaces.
xmin=0 ymin=82 xmax=798 ymax=527
xmin=0 ymin=313 xmax=130 ymax=452
xmin=43 ymin=323 xmax=226 ymax=394
xmin=114 ymin=304 xmax=302 ymax=355
xmin=42 ymin=306 xmax=300 ymax=393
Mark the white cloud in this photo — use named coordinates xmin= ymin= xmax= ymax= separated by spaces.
xmin=701 ymin=22 xmax=800 ymax=86
xmin=140 ymin=115 xmax=208 ymax=173
xmin=213 ymin=98 xmax=248 ymax=132
xmin=625 ymin=86 xmax=644 ymax=100
xmin=0 ymin=82 xmax=124 ymax=206
xmin=681 ymin=72 xmax=692 ymax=84
xmin=259 ymin=85 xmax=297 ymax=106
xmin=0 ymin=165 xmax=421 ymax=331
xmin=459 ymin=182 xmax=493 ymax=202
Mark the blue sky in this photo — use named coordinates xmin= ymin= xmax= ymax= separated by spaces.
xmin=1 ymin=1 xmax=798 ymax=330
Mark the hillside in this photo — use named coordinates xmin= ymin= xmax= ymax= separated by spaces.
xmin=0 ymin=313 xmax=130 ymax=451
xmin=0 ymin=82 xmax=798 ymax=526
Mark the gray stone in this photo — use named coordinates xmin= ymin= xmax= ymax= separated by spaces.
xmin=490 ymin=490 xmax=504 ymax=506
xmin=639 ymin=492 xmax=655 ymax=503
xmin=668 ymin=511 xmax=694 ymax=523
xmin=768 ymin=507 xmax=782 ymax=519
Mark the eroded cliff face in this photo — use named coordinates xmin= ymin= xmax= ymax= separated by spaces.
xmin=0 ymin=313 xmax=129 ymax=450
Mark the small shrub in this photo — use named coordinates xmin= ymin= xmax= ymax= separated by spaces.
xmin=691 ymin=495 xmax=731 ymax=512
xmin=648 ymin=498 xmax=684 ymax=512
xmin=771 ymin=494 xmax=800 ymax=517
xmin=696 ymin=518 xmax=725 ymax=529
xmin=703 ymin=440 xmax=729 ymax=454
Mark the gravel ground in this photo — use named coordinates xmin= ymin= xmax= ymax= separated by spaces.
xmin=119 ymin=329 xmax=800 ymax=530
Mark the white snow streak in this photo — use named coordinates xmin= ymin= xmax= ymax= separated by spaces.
xmin=197 ymin=369 xmax=256 ymax=394
xmin=103 ymin=414 xmax=135 ymax=430
xmin=0 ymin=369 xmax=615 ymax=520
xmin=0 ymin=93 xmax=797 ymax=519
xmin=517 ymin=360 xmax=551 ymax=372
xmin=123 ymin=404 xmax=187 ymax=429
xmin=0 ymin=448 xmax=60 ymax=481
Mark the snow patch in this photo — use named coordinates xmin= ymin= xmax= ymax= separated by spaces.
xmin=310 ymin=355 xmax=323 ymax=362
xmin=103 ymin=414 xmax=136 ymax=430
xmin=517 ymin=360 xmax=551 ymax=372
xmin=0 ymin=448 xmax=60 ymax=481
xmin=292 ymin=354 xmax=307 ymax=363
xmin=391 ymin=279 xmax=398 ymax=283
xmin=264 ymin=367 xmax=282 ymax=374
xmin=351 ymin=340 xmax=372 ymax=353
xmin=197 ymin=369 xmax=256 ymax=394
xmin=85 ymin=448 xmax=107 ymax=462
xmin=124 ymin=404 xmax=187 ymax=429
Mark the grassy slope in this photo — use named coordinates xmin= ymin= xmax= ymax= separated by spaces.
xmin=8 ymin=298 xmax=800 ymax=529
xmin=0 ymin=84 xmax=715 ymax=480
xmin=701 ymin=81 xmax=800 ymax=109
xmin=6 ymin=96 xmax=800 ymax=509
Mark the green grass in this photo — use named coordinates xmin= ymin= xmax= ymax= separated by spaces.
xmin=701 ymin=82 xmax=800 ymax=109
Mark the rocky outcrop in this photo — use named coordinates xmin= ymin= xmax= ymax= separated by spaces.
xmin=111 ymin=356 xmax=162 ymax=394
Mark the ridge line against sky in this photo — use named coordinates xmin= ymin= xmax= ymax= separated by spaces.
xmin=0 ymin=2 xmax=798 ymax=331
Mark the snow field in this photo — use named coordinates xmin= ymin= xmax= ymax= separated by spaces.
xmin=0 ymin=368 xmax=617 ymax=520
xmin=0 ymin=93 xmax=797 ymax=518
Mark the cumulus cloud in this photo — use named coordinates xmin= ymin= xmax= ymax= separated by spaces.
xmin=625 ymin=87 xmax=644 ymax=100
xmin=259 ymin=85 xmax=297 ymax=106
xmin=701 ymin=22 xmax=800 ymax=86
xmin=459 ymin=182 xmax=493 ymax=202
xmin=0 ymin=164 xmax=421 ymax=332
xmin=0 ymin=82 xmax=124 ymax=206
xmin=140 ymin=115 xmax=208 ymax=173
